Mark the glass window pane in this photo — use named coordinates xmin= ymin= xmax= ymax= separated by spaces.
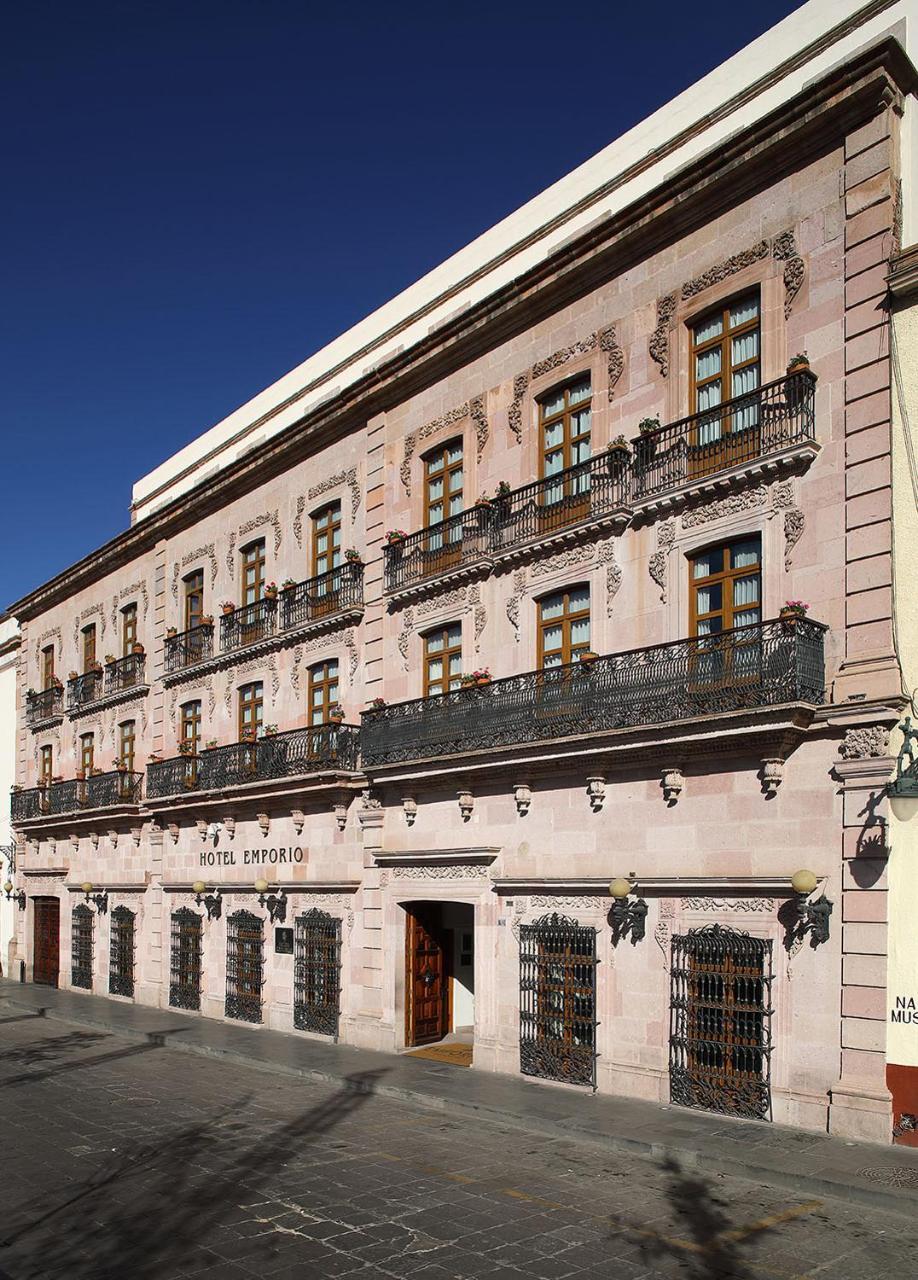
xmin=569 ymin=585 xmax=590 ymax=612
xmin=730 ymin=295 xmax=759 ymax=327
xmin=733 ymin=574 xmax=760 ymax=607
xmin=447 ymin=442 xmax=463 ymax=464
xmin=449 ymin=469 xmax=463 ymax=493
xmin=540 ymin=595 xmax=564 ymax=621
xmin=696 ymin=616 xmax=722 ymax=636
xmin=542 ymin=624 xmax=562 ymax=651
xmin=732 ymin=330 xmax=759 ymax=364
xmin=544 ymin=450 xmax=564 ymax=477
xmin=571 ymin=619 xmax=590 ymax=647
xmin=446 ymin=623 xmax=462 ymax=645
xmin=543 ymin=652 xmax=563 ymax=669
xmin=571 ymin=407 xmax=591 ymax=437
xmin=543 ymin=421 xmax=564 ymax=448
xmin=541 ymin=390 xmax=565 ymax=418
xmin=733 ymin=608 xmax=761 ymax=628
xmin=448 ymin=653 xmax=462 ymax=674
xmin=732 ymin=364 xmax=760 ymax=400
xmin=695 ymin=348 xmax=721 ymax=381
xmin=427 ymin=633 xmax=443 ymax=654
xmin=428 ymin=477 xmax=443 ymax=502
xmin=693 ymin=548 xmax=723 ymax=579
xmin=730 ymin=538 xmax=760 ymax=568
xmin=694 ymin=314 xmax=723 ymax=344
xmin=696 ymin=583 xmax=722 ymax=614
xmin=428 ymin=658 xmax=443 ymax=682
xmin=569 ymin=376 xmax=591 ymax=405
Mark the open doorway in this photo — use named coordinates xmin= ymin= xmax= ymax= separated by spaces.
xmin=404 ymin=901 xmax=474 ymax=1061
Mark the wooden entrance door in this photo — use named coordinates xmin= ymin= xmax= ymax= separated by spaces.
xmin=33 ymin=897 xmax=60 ymax=987
xmin=405 ymin=907 xmax=450 ymax=1047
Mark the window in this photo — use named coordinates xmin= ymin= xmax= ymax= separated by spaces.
xmin=79 ymin=733 xmax=95 ymax=775
xmin=241 ymin=540 xmax=266 ymax=606
xmin=71 ymin=904 xmax=94 ymax=990
xmin=180 ymin=700 xmax=202 ymax=754
xmin=312 ymin=502 xmax=342 ymax=579
xmin=40 ymin=645 xmax=55 ymax=690
xmin=238 ymin=681 xmax=264 ymax=740
xmin=689 ymin=538 xmax=761 ymax=637
xmin=121 ymin=604 xmax=137 ymax=656
xmin=39 ymin=744 xmax=53 ymax=784
xmin=424 ymin=440 xmax=464 ymax=529
xmin=81 ymin=624 xmax=97 ymax=671
xmin=424 ymin=624 xmax=462 ymax=696
xmin=539 ymin=376 xmax=591 ymax=498
xmin=690 ymin=292 xmax=761 ymax=447
xmin=538 ymin=586 xmax=591 ymax=668
xmin=169 ymin=908 xmax=202 ymax=1010
xmin=226 ymin=910 xmax=264 ymax=1023
xmin=519 ymin=913 xmax=597 ymax=1088
xmin=294 ymin=909 xmax=342 ymax=1037
xmin=109 ymin=906 xmax=136 ymax=999
xmin=184 ymin=570 xmax=205 ymax=631
xmin=308 ymin=662 xmax=338 ymax=726
xmin=119 ymin=720 xmax=136 ymax=774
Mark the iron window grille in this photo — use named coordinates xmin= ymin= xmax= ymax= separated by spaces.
xmin=225 ymin=910 xmax=264 ymax=1023
xmin=519 ymin=913 xmax=598 ymax=1089
xmin=293 ymin=909 xmax=342 ymax=1038
xmin=169 ymin=908 xmax=203 ymax=1010
xmin=361 ymin=617 xmax=826 ymax=768
xmin=670 ymin=923 xmax=774 ymax=1122
xmin=109 ymin=905 xmax=136 ymax=998
xmin=71 ymin=903 xmax=94 ymax=990
xmin=164 ymin=623 xmax=215 ymax=673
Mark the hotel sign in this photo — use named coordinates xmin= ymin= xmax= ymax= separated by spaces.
xmin=199 ymin=847 xmax=305 ymax=867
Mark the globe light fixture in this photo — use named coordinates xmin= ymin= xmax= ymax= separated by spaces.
xmin=192 ymin=882 xmax=222 ymax=920
xmin=608 ymin=876 xmax=647 ymax=944
xmin=255 ymin=879 xmax=287 ymax=923
xmin=791 ymin=868 xmax=831 ymax=945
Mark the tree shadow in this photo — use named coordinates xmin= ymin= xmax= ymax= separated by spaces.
xmin=0 ymin=1012 xmax=46 ymax=1027
xmin=0 ymin=1067 xmax=389 ymax=1280
xmin=632 ymin=1154 xmax=782 ymax=1279
xmin=0 ymin=1029 xmax=110 ymax=1068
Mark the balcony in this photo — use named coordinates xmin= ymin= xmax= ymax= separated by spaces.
xmin=165 ymin=623 xmax=215 ymax=673
xmin=220 ymin=598 xmax=278 ymax=654
xmin=145 ymin=724 xmax=361 ymax=800
xmin=360 ymin=617 xmax=827 ymax=768
xmin=25 ymin=686 xmax=64 ymax=727
xmin=10 ymin=771 xmax=143 ymax=823
xmin=281 ymin=561 xmax=364 ymax=630
xmin=67 ymin=670 xmax=104 ymax=711
xmin=384 ymin=371 xmax=817 ymax=595
xmin=105 ymin=652 xmax=146 ymax=693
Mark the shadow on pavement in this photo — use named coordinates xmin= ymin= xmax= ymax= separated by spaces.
xmin=0 ymin=1067 xmax=389 ymax=1279
xmin=0 ymin=1029 xmax=110 ymax=1068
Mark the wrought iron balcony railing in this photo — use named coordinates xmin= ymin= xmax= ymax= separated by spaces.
xmin=105 ymin=653 xmax=146 ymax=693
xmin=384 ymin=372 xmax=816 ymax=592
xmin=26 ymin=686 xmax=63 ymax=725
xmin=164 ymin=623 xmax=215 ymax=673
xmin=220 ymin=598 xmax=277 ymax=654
xmin=146 ymin=724 xmax=361 ymax=800
xmin=360 ymin=617 xmax=827 ymax=767
xmin=281 ymin=561 xmax=364 ymax=630
xmin=67 ymin=670 xmax=104 ymax=711
xmin=10 ymin=770 xmax=143 ymax=821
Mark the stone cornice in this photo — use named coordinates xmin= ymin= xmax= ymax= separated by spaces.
xmin=887 ymin=243 xmax=918 ymax=297
xmin=161 ymin=880 xmax=361 ymax=894
xmin=9 ymin=37 xmax=917 ymax=621
xmin=493 ymin=876 xmax=800 ymax=897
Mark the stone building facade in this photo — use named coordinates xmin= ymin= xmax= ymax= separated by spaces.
xmin=7 ymin=2 xmax=918 ymax=1143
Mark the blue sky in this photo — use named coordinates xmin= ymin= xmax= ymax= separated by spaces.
xmin=2 ymin=0 xmax=800 ymax=607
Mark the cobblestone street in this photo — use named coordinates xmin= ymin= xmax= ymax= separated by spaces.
xmin=0 ymin=1011 xmax=915 ymax=1280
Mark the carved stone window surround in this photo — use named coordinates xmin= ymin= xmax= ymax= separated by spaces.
xmin=521 ymin=347 xmax=603 ymax=486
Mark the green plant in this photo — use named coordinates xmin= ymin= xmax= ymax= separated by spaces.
xmin=638 ymin=417 xmax=660 ymax=434
xmin=787 ymin=352 xmax=809 ymax=368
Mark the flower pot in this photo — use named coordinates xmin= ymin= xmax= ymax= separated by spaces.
xmin=779 ymin=609 xmax=804 ymax=629
xmin=132 ymin=643 xmax=145 ymax=655
xmin=476 ymin=676 xmax=491 ymax=687
xmin=222 ymin=606 xmax=235 ymax=616
xmin=578 ymin=651 xmax=599 ymax=667
xmin=166 ymin=628 xmax=178 ymax=638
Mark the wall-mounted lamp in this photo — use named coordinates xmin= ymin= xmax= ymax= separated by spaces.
xmin=81 ymin=882 xmax=108 ymax=914
xmin=3 ymin=881 xmax=26 ymax=910
xmin=192 ymin=880 xmax=222 ymax=920
xmin=888 ymin=716 xmax=918 ymax=822
xmin=254 ymin=878 xmax=287 ymax=923
xmin=791 ymin=869 xmax=832 ymax=946
xmin=609 ymin=877 xmax=648 ymax=944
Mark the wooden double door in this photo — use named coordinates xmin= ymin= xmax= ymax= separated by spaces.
xmin=33 ymin=897 xmax=60 ymax=987
xmin=405 ymin=905 xmax=451 ymax=1047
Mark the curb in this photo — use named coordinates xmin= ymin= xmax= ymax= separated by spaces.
xmin=2 ymin=992 xmax=915 ymax=1220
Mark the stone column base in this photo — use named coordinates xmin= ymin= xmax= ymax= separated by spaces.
xmin=829 ymin=1079 xmax=893 ymax=1143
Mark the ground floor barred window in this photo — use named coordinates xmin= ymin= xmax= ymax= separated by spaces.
xmin=669 ymin=923 xmax=773 ymax=1121
xmin=109 ymin=906 xmax=135 ymax=998
xmin=293 ymin=909 xmax=342 ymax=1037
xmin=226 ymin=910 xmax=264 ymax=1023
xmin=71 ymin=903 xmax=94 ymax=990
xmin=169 ymin=908 xmax=203 ymax=1010
xmin=519 ymin=913 xmax=597 ymax=1088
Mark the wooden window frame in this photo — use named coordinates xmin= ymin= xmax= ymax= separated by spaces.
xmin=40 ymin=645 xmax=55 ymax=691
xmin=312 ymin=502 xmax=342 ymax=579
xmin=121 ymin=603 xmax=137 ymax=657
xmin=240 ymin=540 xmax=266 ymax=606
xmin=183 ymin=569 xmax=205 ymax=632
xmin=689 ymin=290 xmax=761 ymax=453
xmin=688 ymin=537 xmax=762 ymax=637
xmin=423 ymin=624 xmax=463 ymax=698
xmin=538 ymin=376 xmax=592 ymax=482
xmin=238 ymin=681 xmax=264 ymax=741
xmin=179 ymin=700 xmax=202 ymax=754
xmin=307 ymin=661 xmax=339 ymax=726
xmin=423 ymin=438 xmax=464 ymax=530
xmin=39 ymin=744 xmax=53 ymax=784
xmin=81 ymin=624 xmax=97 ymax=672
xmin=118 ymin=720 xmax=136 ymax=774
xmin=79 ymin=732 xmax=95 ymax=776
xmin=537 ymin=586 xmax=592 ymax=669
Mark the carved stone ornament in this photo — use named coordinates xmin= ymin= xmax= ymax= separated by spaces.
xmin=597 ymin=541 xmax=622 ymax=617
xmin=681 ymin=897 xmax=775 ymax=913
xmin=224 ymin=816 xmax=236 ymax=840
xmin=681 ymin=483 xmax=769 ymax=529
xmin=107 ymin=830 xmax=118 ymax=848
xmin=760 ymin=757 xmax=784 ymax=797
xmin=649 ymin=293 xmax=677 ymax=377
xmin=772 ymin=230 xmax=805 ymax=318
xmin=391 ymin=864 xmax=484 ymax=880
xmin=470 ymin=396 xmax=489 ymax=461
xmin=528 ymin=895 xmax=606 ymax=912
xmin=839 ymin=725 xmax=890 ymax=760
xmin=307 ymin=466 xmax=361 ymax=518
xmin=586 ymin=775 xmax=606 ymax=813
xmin=506 ymin=569 xmax=527 ymax=642
xmin=291 ymin=809 xmax=305 ymax=836
xmin=513 ymin=782 xmax=532 ymax=817
xmin=508 ymin=373 xmax=528 ymax=444
xmin=89 ymin=831 xmax=99 ymax=849
xmin=332 ymin=799 xmax=348 ymax=832
xmin=402 ymin=796 xmax=418 ymax=826
xmin=458 ymin=789 xmax=474 ymax=822
xmin=649 ymin=521 xmax=674 ymax=604
xmin=196 ymin=819 xmax=208 ymax=841
xmin=69 ymin=833 xmax=79 ymax=851
xmin=401 ymin=403 xmax=476 ymax=495
xmin=131 ymin=827 xmax=142 ymax=847
xmin=171 ymin=545 xmax=218 ymax=602
xmin=257 ymin=813 xmax=270 ymax=837
xmin=397 ymin=608 xmax=414 ymax=672
xmin=661 ymin=767 xmax=684 ymax=804
xmin=168 ymin=823 xmax=179 ymax=845
xmin=361 ymin=788 xmax=382 ymax=811
xmin=682 ymin=240 xmax=769 ymax=301
xmin=784 ymin=509 xmax=805 ymax=568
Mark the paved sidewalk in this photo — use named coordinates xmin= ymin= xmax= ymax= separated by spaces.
xmin=2 ymin=978 xmax=917 ymax=1218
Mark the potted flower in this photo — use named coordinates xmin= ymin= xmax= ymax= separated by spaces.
xmin=635 ymin=417 xmax=660 ymax=466
xmin=68 ymin=670 xmax=78 ymax=681
xmin=89 ymin=766 xmax=103 ymax=777
xmin=113 ymin=757 xmax=127 ymax=773
xmin=264 ymin=581 xmax=278 ymax=600
xmin=75 ymin=769 xmax=86 ymax=781
xmin=368 ymin=697 xmax=387 ymax=710
xmin=104 ymin=653 xmax=117 ymax=666
xmin=606 ymin=435 xmax=631 ymax=475
xmin=787 ymin=352 xmax=810 ymax=375
xmin=177 ymin=739 xmax=195 ymax=756
xmin=51 ymin=775 xmax=64 ymax=784
xmin=132 ymin=641 xmax=145 ymax=655
xmin=166 ymin=626 xmax=178 ymax=638
xmin=460 ymin=673 xmax=477 ymax=689
xmin=780 ymin=599 xmax=809 ymax=629
xmin=199 ymin=614 xmax=214 ymax=628
xmin=263 ymin=723 xmax=278 ymax=737
xmin=147 ymin=753 xmax=161 ymax=765
xmin=786 ymin=353 xmax=812 ymax=411
xmin=240 ymin=725 xmax=258 ymax=744
xmin=344 ymin=548 xmax=362 ymax=563
xmin=386 ymin=529 xmax=408 ymax=547
xmin=202 ymin=738 xmax=218 ymax=751
xmin=328 ymin=704 xmax=346 ymax=725
xmin=10 ymin=784 xmax=22 ymax=794
xmin=88 ymin=659 xmax=103 ymax=675
xmin=221 ymin=600 xmax=236 ymax=615
xmin=473 ymin=667 xmax=492 ymax=688
xmin=50 ymin=675 xmax=63 ymax=689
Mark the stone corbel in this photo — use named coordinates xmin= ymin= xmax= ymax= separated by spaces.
xmin=586 ymin=775 xmax=606 ymax=813
xmin=196 ymin=819 xmax=208 ymax=841
xmin=107 ymin=830 xmax=118 ymax=848
xmin=167 ymin=823 xmax=180 ymax=845
xmin=358 ymin=788 xmax=384 ymax=830
xmin=332 ymin=794 xmax=349 ymax=832
xmin=513 ymin=782 xmax=532 ymax=817
xmin=661 ymin=767 xmax=684 ymax=805
xmin=69 ymin=833 xmax=79 ymax=851
xmin=291 ymin=809 xmax=305 ymax=836
xmin=224 ymin=816 xmax=236 ymax=840
xmin=458 ymin=789 xmax=474 ymax=822
xmin=760 ymin=757 xmax=785 ymax=797
xmin=131 ymin=827 xmax=142 ymax=847
xmin=402 ymin=796 xmax=418 ymax=826
xmin=89 ymin=831 xmax=99 ymax=849
xmin=257 ymin=813 xmax=270 ymax=837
